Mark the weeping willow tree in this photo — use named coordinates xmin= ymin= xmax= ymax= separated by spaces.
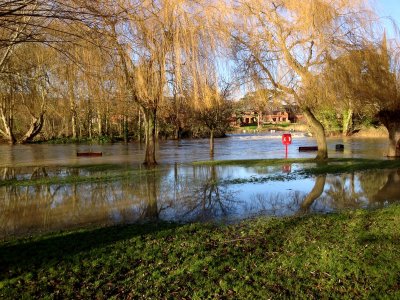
xmin=0 ymin=44 xmax=57 ymax=144
xmin=229 ymin=0 xmax=375 ymax=159
xmin=0 ymin=0 xmax=114 ymax=143
xmin=90 ymin=0 xmax=219 ymax=165
xmin=371 ymin=41 xmax=400 ymax=157
xmin=319 ymin=35 xmax=390 ymax=136
xmin=321 ymin=34 xmax=400 ymax=156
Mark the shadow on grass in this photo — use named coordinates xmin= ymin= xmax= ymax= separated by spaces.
xmin=0 ymin=221 xmax=181 ymax=280
xmin=1 ymin=208 xmax=399 ymax=298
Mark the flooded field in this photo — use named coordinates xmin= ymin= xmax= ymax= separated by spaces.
xmin=0 ymin=133 xmax=389 ymax=167
xmin=0 ymin=134 xmax=398 ymax=239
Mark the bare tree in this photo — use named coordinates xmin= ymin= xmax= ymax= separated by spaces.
xmin=194 ymin=81 xmax=233 ymax=157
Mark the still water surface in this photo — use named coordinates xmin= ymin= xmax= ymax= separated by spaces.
xmin=0 ymin=134 xmax=398 ymax=239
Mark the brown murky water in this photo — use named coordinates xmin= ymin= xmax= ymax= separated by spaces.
xmin=0 ymin=135 xmax=398 ymax=239
xmin=0 ymin=134 xmax=389 ymax=167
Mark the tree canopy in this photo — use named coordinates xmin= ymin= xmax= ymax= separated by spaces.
xmin=1 ymin=0 xmax=400 ymax=159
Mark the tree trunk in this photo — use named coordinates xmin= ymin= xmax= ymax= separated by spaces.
xmin=386 ymin=124 xmax=400 ymax=157
xmin=105 ymin=106 xmax=109 ymax=136
xmin=18 ymin=112 xmax=45 ymax=144
xmin=69 ymin=80 xmax=77 ymax=139
xmin=88 ymin=116 xmax=92 ymax=139
xmin=210 ymin=128 xmax=215 ymax=158
xmin=123 ymin=115 xmax=129 ymax=143
xmin=342 ymin=108 xmax=353 ymax=136
xmin=144 ymin=109 xmax=157 ymax=166
xmin=257 ymin=111 xmax=261 ymax=129
xmin=303 ymin=107 xmax=328 ymax=160
xmin=174 ymin=126 xmax=179 ymax=140
xmin=97 ymin=109 xmax=103 ymax=136
xmin=0 ymin=107 xmax=16 ymax=144
xmin=377 ymin=110 xmax=400 ymax=157
xmin=138 ymin=109 xmax=142 ymax=143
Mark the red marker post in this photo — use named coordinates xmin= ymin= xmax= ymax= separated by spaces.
xmin=282 ymin=133 xmax=292 ymax=158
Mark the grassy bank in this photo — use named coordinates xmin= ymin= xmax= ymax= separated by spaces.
xmin=33 ymin=135 xmax=122 ymax=144
xmin=230 ymin=123 xmax=308 ymax=133
xmin=1 ymin=205 xmax=399 ymax=299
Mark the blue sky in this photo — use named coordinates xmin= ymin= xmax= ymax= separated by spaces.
xmin=378 ymin=0 xmax=400 ymax=20
xmin=375 ymin=0 xmax=400 ymax=38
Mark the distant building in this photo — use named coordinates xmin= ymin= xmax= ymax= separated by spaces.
xmin=241 ymin=111 xmax=258 ymax=124
xmin=230 ymin=105 xmax=304 ymax=127
xmin=263 ymin=110 xmax=289 ymax=123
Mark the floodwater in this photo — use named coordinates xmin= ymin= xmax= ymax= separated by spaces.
xmin=0 ymin=133 xmax=398 ymax=239
xmin=0 ymin=133 xmax=389 ymax=167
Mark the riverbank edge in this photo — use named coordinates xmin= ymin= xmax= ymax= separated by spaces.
xmin=0 ymin=204 xmax=399 ymax=298
xmin=0 ymin=124 xmax=388 ymax=145
xmin=230 ymin=124 xmax=389 ymax=138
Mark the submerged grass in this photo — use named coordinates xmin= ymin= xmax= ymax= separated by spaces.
xmin=193 ymin=158 xmax=317 ymax=167
xmin=223 ymin=173 xmax=299 ymax=184
xmin=0 ymin=165 xmax=167 ymax=187
xmin=194 ymin=158 xmax=400 ymax=176
xmin=300 ymin=158 xmax=400 ymax=176
xmin=0 ymin=172 xmax=133 ymax=187
xmin=3 ymin=158 xmax=400 ymax=187
xmin=1 ymin=205 xmax=399 ymax=299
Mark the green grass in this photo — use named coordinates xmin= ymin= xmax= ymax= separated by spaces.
xmin=34 ymin=135 xmax=121 ymax=144
xmin=1 ymin=205 xmax=399 ymax=298
xmin=238 ymin=123 xmax=292 ymax=130
xmin=239 ymin=125 xmax=259 ymax=130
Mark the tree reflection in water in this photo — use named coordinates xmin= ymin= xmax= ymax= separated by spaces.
xmin=324 ymin=173 xmax=362 ymax=210
xmin=318 ymin=169 xmax=400 ymax=211
xmin=299 ymin=161 xmax=329 ymax=213
xmin=299 ymin=175 xmax=327 ymax=214
xmin=143 ymin=168 xmax=159 ymax=220
xmin=176 ymin=165 xmax=238 ymax=222
xmin=371 ymin=169 xmax=400 ymax=205
xmin=244 ymin=164 xmax=327 ymax=216
xmin=0 ymin=166 xmax=164 ymax=238
xmin=247 ymin=191 xmax=304 ymax=216
xmin=245 ymin=175 xmax=327 ymax=217
xmin=1 ymin=165 xmax=400 ymax=239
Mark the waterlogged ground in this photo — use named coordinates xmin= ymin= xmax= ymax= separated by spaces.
xmin=0 ymin=134 xmax=399 ymax=239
